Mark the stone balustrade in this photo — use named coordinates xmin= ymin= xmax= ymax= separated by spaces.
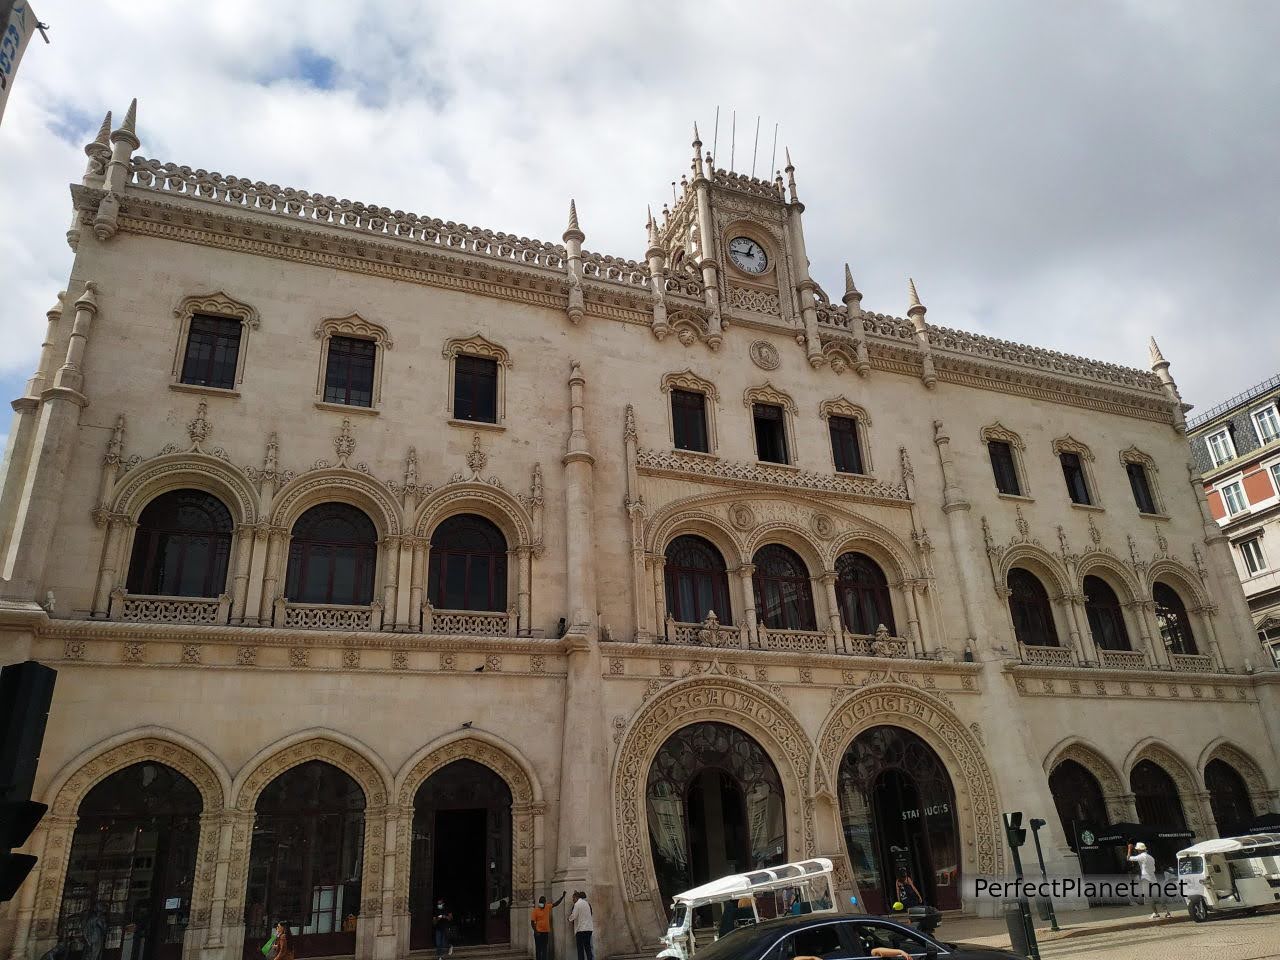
xmin=423 ymin=604 xmax=517 ymax=637
xmin=1170 ymin=652 xmax=1216 ymax=673
xmin=1097 ymin=648 xmax=1149 ymax=670
xmin=108 ymin=590 xmax=230 ymax=625
xmin=275 ymin=598 xmax=384 ymax=631
xmin=1019 ymin=643 xmax=1077 ymax=667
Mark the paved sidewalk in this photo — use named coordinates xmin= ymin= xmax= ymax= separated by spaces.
xmin=935 ymin=903 xmax=1189 ymax=949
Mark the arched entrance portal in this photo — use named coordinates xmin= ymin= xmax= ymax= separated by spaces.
xmin=57 ymin=762 xmax=202 ymax=960
xmin=837 ymin=726 xmax=960 ymax=913
xmin=243 ymin=760 xmax=366 ymax=958
xmin=409 ymin=759 xmax=513 ymax=948
xmin=646 ymin=723 xmax=786 ymax=914
xmin=1047 ymin=760 xmax=1122 ymax=900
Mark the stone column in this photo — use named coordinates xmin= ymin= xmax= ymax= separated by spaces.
xmin=904 ymin=580 xmax=926 ymax=657
xmin=394 ymin=537 xmax=415 ymax=631
xmin=820 ymin=571 xmax=843 ymax=647
xmin=1060 ymin=593 xmax=1097 ymax=665
xmin=3 ymin=283 xmax=99 ymax=592
xmin=1126 ymin=599 xmax=1166 ymax=668
xmin=379 ymin=536 xmax=399 ymax=627
xmin=90 ymin=516 xmax=130 ymax=617
xmin=203 ymin=810 xmax=238 ymax=949
xmin=931 ymin=420 xmax=988 ymax=649
xmin=651 ymin=556 xmax=667 ymax=639
xmin=516 ymin=545 xmax=533 ymax=633
xmin=737 ymin=564 xmax=759 ymax=645
xmin=242 ymin=526 xmax=272 ymax=626
xmin=229 ymin=523 xmax=256 ymax=624
xmin=376 ymin=807 xmax=399 ymax=958
xmin=1191 ymin=605 xmax=1227 ymax=671
xmin=257 ymin=528 xmax=286 ymax=624
xmin=409 ymin=540 xmax=427 ymax=630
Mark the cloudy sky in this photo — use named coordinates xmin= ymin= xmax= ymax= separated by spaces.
xmin=1 ymin=0 xmax=1277 ymax=449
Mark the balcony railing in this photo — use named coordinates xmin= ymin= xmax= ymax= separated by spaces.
xmin=275 ymin=598 xmax=384 ymax=631
xmin=423 ymin=603 xmax=517 ymax=637
xmin=1018 ymin=643 xmax=1077 ymax=667
xmin=108 ymin=590 xmax=230 ymax=625
xmin=1170 ymin=652 xmax=1215 ymax=673
xmin=666 ymin=613 xmax=744 ymax=648
xmin=660 ymin=615 xmax=922 ymax=658
xmin=755 ymin=627 xmax=837 ymax=654
xmin=1097 ymin=648 xmax=1148 ymax=670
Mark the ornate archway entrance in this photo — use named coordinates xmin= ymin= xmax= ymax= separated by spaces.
xmin=836 ymin=726 xmax=960 ymax=912
xmin=646 ymin=722 xmax=786 ymax=914
xmin=409 ymin=760 xmax=513 ymax=948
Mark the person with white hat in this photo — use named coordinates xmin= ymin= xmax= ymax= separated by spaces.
xmin=1127 ymin=841 xmax=1171 ymax=919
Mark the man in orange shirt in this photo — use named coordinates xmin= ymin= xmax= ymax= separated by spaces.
xmin=530 ymin=892 xmax=565 ymax=960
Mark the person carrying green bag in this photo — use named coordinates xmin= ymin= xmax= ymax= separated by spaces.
xmin=262 ymin=922 xmax=295 ymax=960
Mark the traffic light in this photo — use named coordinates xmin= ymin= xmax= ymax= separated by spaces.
xmin=0 ymin=660 xmax=57 ymax=903
xmin=1003 ymin=811 xmax=1027 ymax=848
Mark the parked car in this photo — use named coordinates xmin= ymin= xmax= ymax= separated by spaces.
xmin=686 ymin=914 xmax=1026 ymax=960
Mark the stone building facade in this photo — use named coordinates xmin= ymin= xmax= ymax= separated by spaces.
xmin=2 ymin=102 xmax=1278 ymax=960
xmin=1186 ymin=373 xmax=1280 ymax=666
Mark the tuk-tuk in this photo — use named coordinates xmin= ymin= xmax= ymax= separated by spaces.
xmin=657 ymin=858 xmax=836 ymax=960
xmin=1176 ymin=832 xmax=1280 ymax=922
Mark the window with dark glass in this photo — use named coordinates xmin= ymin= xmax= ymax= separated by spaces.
xmin=988 ymin=440 xmax=1021 ymax=495
xmin=180 ymin=314 xmax=242 ymax=389
xmin=664 ymin=535 xmax=732 ymax=624
xmin=1083 ymin=575 xmax=1131 ymax=651
xmin=1060 ymin=452 xmax=1091 ymax=505
xmin=1006 ymin=568 xmax=1059 ymax=647
xmin=671 ymin=389 xmax=710 ymax=453
xmin=126 ymin=489 xmax=233 ymax=597
xmin=428 ymin=514 xmax=508 ymax=612
xmin=753 ymin=403 xmax=789 ymax=464
xmin=835 ymin=552 xmax=895 ymax=635
xmin=323 ymin=335 xmax=376 ymax=407
xmin=1127 ymin=462 xmax=1157 ymax=514
xmin=285 ymin=503 xmax=377 ymax=605
xmin=1153 ymin=582 xmax=1197 ymax=655
xmin=1131 ymin=759 xmax=1188 ymax=866
xmin=752 ymin=544 xmax=816 ymax=631
xmin=1205 ymin=759 xmax=1254 ymax=835
xmin=453 ymin=355 xmax=498 ymax=423
xmin=245 ymin=760 xmax=365 ymax=957
xmin=829 ymin=416 xmax=864 ymax=474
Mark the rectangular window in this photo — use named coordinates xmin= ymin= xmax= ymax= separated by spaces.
xmin=180 ymin=315 xmax=241 ymax=389
xmin=988 ymin=441 xmax=1021 ymax=496
xmin=1060 ymin=452 xmax=1092 ymax=505
xmin=753 ymin=403 xmax=789 ymax=464
xmin=828 ymin=416 xmax=865 ymax=474
xmin=1207 ymin=428 xmax=1236 ymax=467
xmin=323 ymin=336 xmax=376 ymax=407
xmin=1240 ymin=537 xmax=1266 ymax=576
xmin=1270 ymin=463 xmax=1280 ymax=498
xmin=453 ymin=355 xmax=498 ymax=423
xmin=1253 ymin=405 xmax=1280 ymax=444
xmin=1127 ymin=462 xmax=1157 ymax=514
xmin=671 ymin=389 xmax=709 ymax=453
xmin=1221 ymin=480 xmax=1247 ymax=516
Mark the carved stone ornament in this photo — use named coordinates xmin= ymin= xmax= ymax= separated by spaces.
xmin=819 ymin=397 xmax=872 ymax=426
xmin=980 ymin=421 xmax=1026 ymax=451
xmin=442 ymin=332 xmax=512 ymax=367
xmin=749 ymin=340 xmax=781 ymax=371
xmin=314 ymin=312 xmax=393 ymax=350
xmin=743 ymin=382 xmax=798 ymax=415
xmin=810 ymin=512 xmax=836 ymax=540
xmin=1119 ymin=445 xmax=1158 ymax=471
xmin=174 ymin=290 xmax=260 ymax=328
xmin=660 ymin=369 xmax=719 ymax=402
xmin=1052 ymin=434 xmax=1096 ymax=462
xmin=729 ymin=503 xmax=756 ymax=531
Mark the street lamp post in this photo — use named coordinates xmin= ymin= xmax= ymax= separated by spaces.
xmin=1028 ymin=818 xmax=1061 ymax=932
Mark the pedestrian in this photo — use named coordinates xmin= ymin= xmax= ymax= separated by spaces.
xmin=267 ymin=921 xmax=295 ymax=960
xmin=531 ymin=892 xmax=565 ymax=960
xmin=895 ymin=867 xmax=924 ymax=910
xmin=569 ymin=890 xmax=594 ymax=960
xmin=1126 ymin=842 xmax=1171 ymax=919
xmin=433 ymin=898 xmax=454 ymax=959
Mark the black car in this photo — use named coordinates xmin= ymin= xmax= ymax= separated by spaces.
xmin=687 ymin=914 xmax=1025 ymax=960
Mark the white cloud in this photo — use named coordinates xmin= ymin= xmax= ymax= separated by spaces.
xmin=1 ymin=0 xmax=1276 ymax=413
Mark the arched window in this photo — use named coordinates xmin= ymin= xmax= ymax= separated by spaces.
xmin=1131 ymin=758 xmax=1188 ymax=866
xmin=285 ymin=504 xmax=377 ymax=605
xmin=664 ymin=535 xmax=733 ymax=624
xmin=1007 ymin=568 xmax=1059 ymax=647
xmin=1083 ymin=575 xmax=1131 ymax=651
xmin=1205 ymin=759 xmax=1254 ymax=835
xmin=835 ymin=552 xmax=896 ymax=636
xmin=126 ymin=489 xmax=234 ymax=597
xmin=1153 ymin=583 xmax=1198 ymax=655
xmin=752 ymin=544 xmax=816 ymax=631
xmin=428 ymin=514 xmax=508 ymax=611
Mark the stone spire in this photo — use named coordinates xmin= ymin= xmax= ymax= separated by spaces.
xmin=691 ymin=123 xmax=703 ymax=178
xmin=784 ymin=147 xmax=799 ymax=204
xmin=1148 ymin=336 xmax=1167 ymax=367
xmin=646 ymin=207 xmax=669 ymax=339
xmin=843 ymin=264 xmax=862 ymax=303
xmin=563 ymin=200 xmax=585 ymax=323
xmin=841 ymin=264 xmax=870 ymax=377
xmin=563 ymin=199 xmax=583 ymax=244
xmin=906 ymin=279 xmax=937 ymax=389
xmin=1148 ymin=336 xmax=1186 ymax=432
xmin=112 ymin=98 xmax=140 ymax=150
xmin=95 ymin=98 xmax=141 ymax=240
xmin=907 ymin=278 xmax=925 ymax=314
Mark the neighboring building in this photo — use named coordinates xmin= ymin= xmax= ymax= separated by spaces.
xmin=1 ymin=102 xmax=1278 ymax=960
xmin=1188 ymin=374 xmax=1280 ymax=667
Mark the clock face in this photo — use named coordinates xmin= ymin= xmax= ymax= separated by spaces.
xmin=728 ymin=236 xmax=769 ymax=275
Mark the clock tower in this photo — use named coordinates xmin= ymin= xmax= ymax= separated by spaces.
xmin=656 ymin=126 xmax=826 ymax=365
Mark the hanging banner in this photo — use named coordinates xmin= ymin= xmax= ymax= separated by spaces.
xmin=0 ymin=2 xmax=39 ymax=127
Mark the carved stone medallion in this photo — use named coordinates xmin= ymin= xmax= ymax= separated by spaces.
xmin=749 ymin=340 xmax=780 ymax=371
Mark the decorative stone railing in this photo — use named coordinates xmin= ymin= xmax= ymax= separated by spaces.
xmin=423 ymin=604 xmax=516 ymax=637
xmin=712 ymin=168 xmax=788 ymax=200
xmin=664 ymin=614 xmax=744 ymax=648
xmin=580 ymin=252 xmax=651 ymax=289
xmin=635 ymin=447 xmax=910 ymax=501
xmin=1019 ymin=643 xmax=1076 ymax=667
xmin=754 ymin=628 xmax=837 ymax=654
xmin=664 ymin=272 xmax=705 ymax=298
xmin=275 ymin=598 xmax=384 ymax=631
xmin=108 ymin=590 xmax=229 ymax=625
xmin=1170 ymin=653 xmax=1216 ymax=673
xmin=843 ymin=631 xmax=923 ymax=659
xmin=1097 ymin=648 xmax=1148 ymax=670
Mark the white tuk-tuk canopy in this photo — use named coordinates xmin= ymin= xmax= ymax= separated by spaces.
xmin=1178 ymin=833 xmax=1280 ymax=858
xmin=671 ymin=859 xmax=834 ymax=907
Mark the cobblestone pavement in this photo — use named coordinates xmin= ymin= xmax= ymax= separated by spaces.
xmin=1030 ymin=911 xmax=1280 ymax=959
